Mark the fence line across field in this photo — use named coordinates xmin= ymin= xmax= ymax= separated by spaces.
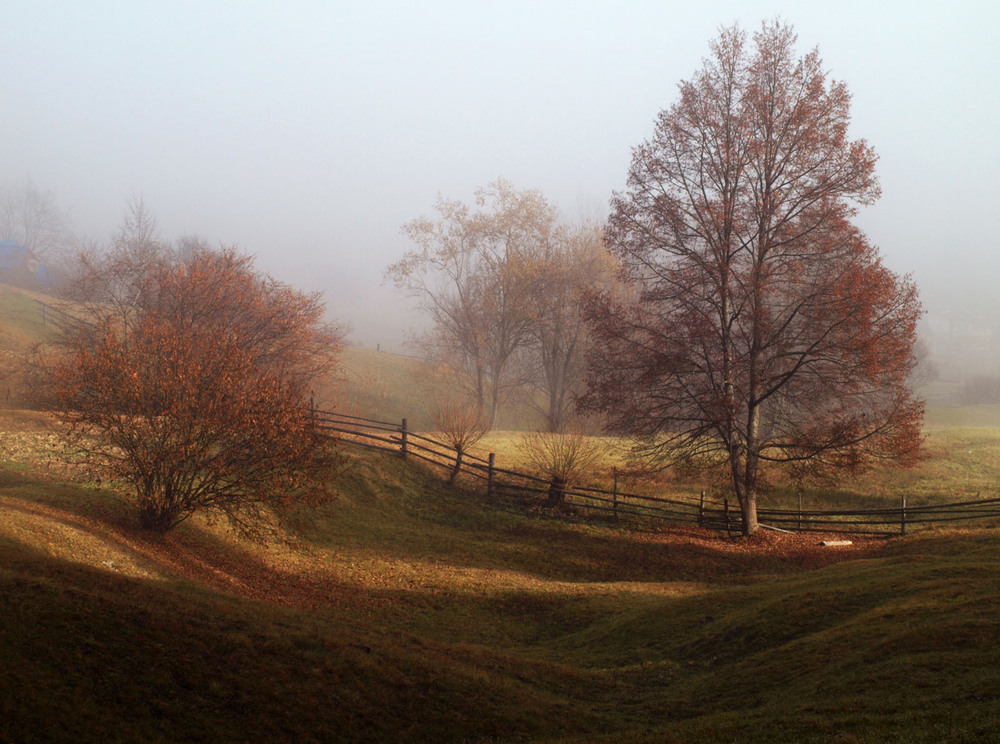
xmin=36 ymin=299 xmax=95 ymax=333
xmin=310 ymin=409 xmax=1000 ymax=536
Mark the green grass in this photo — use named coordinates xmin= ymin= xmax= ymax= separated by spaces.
xmin=0 ymin=284 xmax=58 ymax=349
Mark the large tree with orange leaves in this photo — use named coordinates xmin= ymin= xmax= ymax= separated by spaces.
xmin=43 ymin=246 xmax=340 ymax=538
xmin=582 ymin=21 xmax=923 ymax=535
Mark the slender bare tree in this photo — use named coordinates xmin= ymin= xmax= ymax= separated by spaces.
xmin=527 ymin=224 xmax=616 ymax=432
xmin=0 ymin=177 xmax=72 ymax=262
xmin=388 ymin=179 xmax=555 ymax=427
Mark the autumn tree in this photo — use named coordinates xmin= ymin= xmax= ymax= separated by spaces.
xmin=388 ymin=179 xmax=556 ymax=427
xmin=527 ymin=224 xmax=615 ymax=432
xmin=582 ymin=21 xmax=923 ymax=535
xmin=41 ymin=246 xmax=340 ymax=538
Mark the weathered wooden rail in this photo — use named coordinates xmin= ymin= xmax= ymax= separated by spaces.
xmin=35 ymin=299 xmax=93 ymax=333
xmin=311 ymin=410 xmax=1000 ymax=535
xmin=312 ymin=409 xmax=719 ymax=524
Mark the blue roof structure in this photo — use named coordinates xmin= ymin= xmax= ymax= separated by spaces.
xmin=0 ymin=239 xmax=31 ymax=270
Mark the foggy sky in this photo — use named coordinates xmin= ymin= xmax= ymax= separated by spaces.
xmin=2 ymin=1 xmax=998 ymax=351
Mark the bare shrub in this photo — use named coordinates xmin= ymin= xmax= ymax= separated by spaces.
xmin=432 ymin=395 xmax=489 ymax=484
xmin=425 ymin=365 xmax=490 ymax=484
xmin=518 ymin=430 xmax=607 ymax=505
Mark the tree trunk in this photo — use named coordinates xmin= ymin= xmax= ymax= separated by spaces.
xmin=546 ymin=386 xmax=559 ymax=433
xmin=737 ymin=489 xmax=759 ymax=536
xmin=729 ymin=444 xmax=760 ymax=536
xmin=547 ymin=476 xmax=567 ymax=505
xmin=740 ymin=404 xmax=762 ymax=536
xmin=449 ymin=449 xmax=464 ymax=484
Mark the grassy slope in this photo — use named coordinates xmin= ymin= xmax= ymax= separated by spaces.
xmin=329 ymin=340 xmax=1000 ymax=516
xmin=330 ymin=346 xmax=435 ymax=429
xmin=3 ymin=286 xmax=1000 ymax=741
xmin=2 ymin=420 xmax=1000 ymax=742
xmin=0 ymin=284 xmax=57 ymax=349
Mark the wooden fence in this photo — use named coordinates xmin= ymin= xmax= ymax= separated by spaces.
xmin=35 ymin=299 xmax=93 ymax=333
xmin=312 ymin=409 xmax=720 ymax=522
xmin=36 ymin=290 xmax=997 ymax=536
xmin=311 ymin=410 xmax=1000 ymax=536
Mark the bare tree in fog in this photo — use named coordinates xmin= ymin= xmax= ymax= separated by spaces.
xmin=388 ymin=179 xmax=556 ymax=427
xmin=0 ymin=177 xmax=72 ymax=261
xmin=527 ymin=224 xmax=616 ymax=432
xmin=389 ymin=179 xmax=617 ymax=431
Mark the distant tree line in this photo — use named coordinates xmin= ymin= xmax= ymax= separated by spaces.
xmin=958 ymin=376 xmax=1000 ymax=406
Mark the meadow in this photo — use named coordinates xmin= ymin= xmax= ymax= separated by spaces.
xmin=3 ymin=286 xmax=1000 ymax=742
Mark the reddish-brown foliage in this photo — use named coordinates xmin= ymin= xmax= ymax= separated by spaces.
xmin=40 ymin=248 xmax=341 ymax=538
xmin=583 ymin=22 xmax=923 ymax=535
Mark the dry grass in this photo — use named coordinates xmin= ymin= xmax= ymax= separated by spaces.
xmin=0 ymin=284 xmax=994 ymax=742
xmin=3 ymin=413 xmax=1000 ymax=742
xmin=4 ymin=284 xmax=1000 ymax=740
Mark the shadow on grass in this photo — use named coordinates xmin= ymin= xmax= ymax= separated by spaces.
xmin=0 ymin=536 xmax=612 ymax=744
xmin=0 ymin=443 xmax=898 ymax=622
xmin=288 ymin=451 xmax=893 ymax=586
xmin=0 ymin=476 xmax=373 ymax=614
xmin=4 ymin=460 xmax=1000 ymax=744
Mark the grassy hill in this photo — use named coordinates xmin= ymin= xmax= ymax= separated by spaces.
xmin=0 ymin=284 xmax=60 ymax=349
xmin=2 ymin=406 xmax=1000 ymax=742
xmin=329 ymin=345 xmax=552 ymax=432
xmin=330 ymin=345 xmax=436 ymax=429
xmin=4 ymin=284 xmax=1000 ymax=740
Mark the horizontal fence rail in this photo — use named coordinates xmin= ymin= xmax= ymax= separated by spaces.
xmin=35 ymin=299 xmax=94 ymax=333
xmin=310 ymin=409 xmax=1000 ymax=536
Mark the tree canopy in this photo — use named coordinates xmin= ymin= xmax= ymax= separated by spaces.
xmin=583 ymin=21 xmax=923 ymax=535
xmin=41 ymin=244 xmax=340 ymax=538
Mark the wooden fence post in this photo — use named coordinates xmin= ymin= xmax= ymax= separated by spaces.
xmin=698 ymin=490 xmax=705 ymax=527
xmin=613 ymin=468 xmax=619 ymax=521
xmin=900 ymin=492 xmax=907 ymax=536
xmin=798 ymin=490 xmax=803 ymax=533
xmin=400 ymin=418 xmax=408 ymax=460
xmin=724 ymin=498 xmax=732 ymax=538
xmin=487 ymin=453 xmax=496 ymax=502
